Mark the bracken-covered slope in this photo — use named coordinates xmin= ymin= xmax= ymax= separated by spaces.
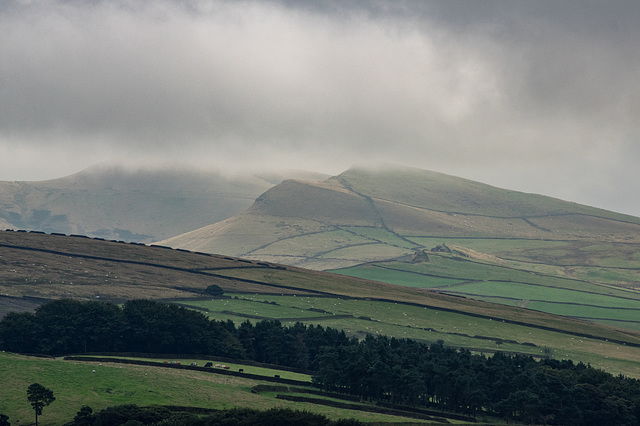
xmin=0 ymin=165 xmax=327 ymax=243
xmin=160 ymin=165 xmax=640 ymax=332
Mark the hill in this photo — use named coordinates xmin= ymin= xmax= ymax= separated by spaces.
xmin=159 ymin=165 xmax=640 ymax=332
xmin=0 ymin=165 xmax=327 ymax=243
xmin=3 ymin=230 xmax=640 ymax=378
xmin=161 ymin=165 xmax=640 ymax=267
xmin=0 ymin=352 xmax=418 ymax=425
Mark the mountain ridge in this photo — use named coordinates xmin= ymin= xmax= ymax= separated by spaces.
xmin=160 ymin=165 xmax=640 ymax=267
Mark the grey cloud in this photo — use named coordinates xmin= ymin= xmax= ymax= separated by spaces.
xmin=1 ymin=0 xmax=639 ymax=215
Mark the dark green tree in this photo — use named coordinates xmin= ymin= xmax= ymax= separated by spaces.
xmin=72 ymin=405 xmax=94 ymax=426
xmin=35 ymin=299 xmax=84 ymax=354
xmin=27 ymin=383 xmax=55 ymax=426
xmin=0 ymin=413 xmax=9 ymax=426
xmin=0 ymin=311 xmax=40 ymax=353
xmin=122 ymin=300 xmax=213 ymax=354
xmin=203 ymin=284 xmax=224 ymax=296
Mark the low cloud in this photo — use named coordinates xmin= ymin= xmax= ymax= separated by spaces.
xmin=1 ymin=1 xmax=639 ymax=215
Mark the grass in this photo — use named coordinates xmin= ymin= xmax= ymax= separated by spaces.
xmin=443 ymin=281 xmax=640 ymax=308
xmin=324 ymin=266 xmax=464 ymax=288
xmin=71 ymin=355 xmax=314 ymax=382
xmin=317 ymin=243 xmax=410 ymax=262
xmin=333 ymin=256 xmax=638 ymax=296
xmin=1 ymin=352 xmax=264 ymax=425
xmin=329 ymin=249 xmax=640 ymax=337
xmin=177 ymin=294 xmax=640 ymax=377
xmin=0 ymin=352 xmax=435 ymax=425
xmin=525 ymin=301 xmax=640 ymax=323
xmin=340 ymin=226 xmax=421 ymax=249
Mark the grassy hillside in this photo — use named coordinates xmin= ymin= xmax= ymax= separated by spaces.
xmin=0 ymin=352 xmax=422 ymax=425
xmin=159 ymin=165 xmax=640 ymax=332
xmin=0 ymin=165 xmax=327 ymax=242
xmin=3 ymin=230 xmax=640 ymax=378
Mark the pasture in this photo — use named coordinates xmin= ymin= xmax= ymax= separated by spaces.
xmin=0 ymin=352 xmax=434 ymax=425
xmin=330 ymin=242 xmax=640 ymax=334
xmin=178 ymin=294 xmax=640 ymax=377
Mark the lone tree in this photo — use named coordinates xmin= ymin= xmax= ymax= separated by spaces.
xmin=27 ymin=383 xmax=55 ymax=426
xmin=203 ymin=284 xmax=224 ymax=297
xmin=0 ymin=413 xmax=10 ymax=426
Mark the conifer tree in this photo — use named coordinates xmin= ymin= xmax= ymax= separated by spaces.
xmin=27 ymin=383 xmax=55 ymax=426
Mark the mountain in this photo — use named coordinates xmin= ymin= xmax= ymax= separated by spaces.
xmin=0 ymin=165 xmax=327 ymax=243
xmin=160 ymin=165 xmax=640 ymax=268
xmin=160 ymin=165 xmax=640 ymax=332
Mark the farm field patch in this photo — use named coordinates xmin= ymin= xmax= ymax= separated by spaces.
xmin=441 ymin=281 xmax=640 ymax=308
xmin=69 ymin=355 xmax=313 ymax=382
xmin=406 ymin=237 xmax=568 ymax=255
xmin=324 ymin=264 xmax=464 ymax=288
xmin=329 ymin=249 xmax=640 ymax=335
xmin=0 ymin=352 xmax=423 ymax=426
xmin=250 ymin=229 xmax=372 ymax=258
xmin=340 ymin=226 xmax=420 ymax=249
xmin=526 ymin=301 xmax=640 ymax=325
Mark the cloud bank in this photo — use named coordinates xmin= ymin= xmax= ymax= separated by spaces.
xmin=1 ymin=0 xmax=639 ymax=215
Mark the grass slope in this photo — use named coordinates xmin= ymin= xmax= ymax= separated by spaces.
xmin=0 ymin=353 xmax=419 ymax=425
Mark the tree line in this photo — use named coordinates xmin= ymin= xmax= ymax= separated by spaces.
xmin=65 ymin=405 xmax=363 ymax=426
xmin=2 ymin=299 xmax=640 ymax=425
xmin=0 ymin=299 xmax=353 ymax=368
xmin=314 ymin=336 xmax=640 ymax=425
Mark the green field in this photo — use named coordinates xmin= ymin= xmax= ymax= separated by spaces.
xmin=330 ymin=245 xmax=640 ymax=335
xmin=0 ymin=352 xmax=438 ymax=425
xmin=70 ymin=355 xmax=314 ymax=382
xmin=178 ymin=294 xmax=640 ymax=377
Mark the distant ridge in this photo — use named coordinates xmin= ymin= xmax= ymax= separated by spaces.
xmin=0 ymin=165 xmax=328 ymax=243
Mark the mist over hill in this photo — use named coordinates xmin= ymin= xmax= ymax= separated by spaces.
xmin=0 ymin=165 xmax=327 ymax=243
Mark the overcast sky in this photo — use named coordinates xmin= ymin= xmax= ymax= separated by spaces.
xmin=1 ymin=0 xmax=639 ymax=216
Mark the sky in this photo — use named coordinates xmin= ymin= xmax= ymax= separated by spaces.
xmin=1 ymin=0 xmax=639 ymax=216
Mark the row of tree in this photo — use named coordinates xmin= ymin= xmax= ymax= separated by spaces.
xmin=314 ymin=336 xmax=640 ymax=425
xmin=0 ymin=299 xmax=353 ymax=368
xmin=2 ymin=299 xmax=640 ymax=424
xmin=65 ymin=405 xmax=363 ymax=426
xmin=2 ymin=404 xmax=362 ymax=426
